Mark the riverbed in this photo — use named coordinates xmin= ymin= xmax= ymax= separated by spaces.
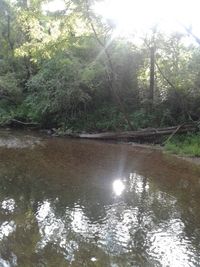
xmin=0 ymin=130 xmax=200 ymax=267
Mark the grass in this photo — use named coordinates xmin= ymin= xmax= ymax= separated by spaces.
xmin=165 ymin=133 xmax=200 ymax=157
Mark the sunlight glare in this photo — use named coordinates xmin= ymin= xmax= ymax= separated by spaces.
xmin=94 ymin=0 xmax=200 ymax=37
xmin=42 ymin=0 xmax=66 ymax=12
xmin=113 ymin=179 xmax=125 ymax=196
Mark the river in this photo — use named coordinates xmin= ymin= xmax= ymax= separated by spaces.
xmin=0 ymin=130 xmax=200 ymax=267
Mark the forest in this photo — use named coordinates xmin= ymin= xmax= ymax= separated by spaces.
xmin=0 ymin=0 xmax=200 ymax=143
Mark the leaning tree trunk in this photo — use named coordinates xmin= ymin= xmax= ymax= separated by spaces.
xmin=68 ymin=123 xmax=198 ymax=141
xmin=149 ymin=45 xmax=155 ymax=111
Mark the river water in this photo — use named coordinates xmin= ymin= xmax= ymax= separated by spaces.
xmin=0 ymin=130 xmax=200 ymax=267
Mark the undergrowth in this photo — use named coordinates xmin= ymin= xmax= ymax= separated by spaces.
xmin=165 ymin=133 xmax=200 ymax=157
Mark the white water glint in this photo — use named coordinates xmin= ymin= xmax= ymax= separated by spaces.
xmin=113 ymin=179 xmax=125 ymax=196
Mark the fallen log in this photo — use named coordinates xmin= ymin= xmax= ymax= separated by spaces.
xmin=7 ymin=119 xmax=40 ymax=128
xmin=69 ymin=123 xmax=198 ymax=141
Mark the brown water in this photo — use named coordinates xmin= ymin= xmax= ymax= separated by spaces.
xmin=0 ymin=130 xmax=200 ymax=267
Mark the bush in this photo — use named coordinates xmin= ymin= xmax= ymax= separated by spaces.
xmin=165 ymin=133 xmax=200 ymax=156
xmin=25 ymin=53 xmax=92 ymax=127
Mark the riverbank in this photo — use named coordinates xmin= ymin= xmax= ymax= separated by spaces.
xmin=1 ymin=127 xmax=200 ymax=166
xmin=176 ymin=156 xmax=200 ymax=165
xmin=128 ymin=142 xmax=200 ymax=166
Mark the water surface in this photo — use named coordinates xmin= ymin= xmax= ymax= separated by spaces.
xmin=0 ymin=130 xmax=200 ymax=267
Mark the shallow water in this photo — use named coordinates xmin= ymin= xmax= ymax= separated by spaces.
xmin=0 ymin=130 xmax=200 ymax=267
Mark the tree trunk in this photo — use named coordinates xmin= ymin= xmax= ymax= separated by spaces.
xmin=149 ymin=45 xmax=155 ymax=110
xmin=68 ymin=123 xmax=198 ymax=141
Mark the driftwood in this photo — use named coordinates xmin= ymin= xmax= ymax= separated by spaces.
xmin=163 ymin=124 xmax=185 ymax=144
xmin=8 ymin=119 xmax=40 ymax=127
xmin=70 ymin=123 xmax=198 ymax=141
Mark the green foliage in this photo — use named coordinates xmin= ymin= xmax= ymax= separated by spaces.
xmin=0 ymin=72 xmax=21 ymax=96
xmin=0 ymin=108 xmax=14 ymax=125
xmin=0 ymin=0 xmax=200 ymax=133
xmin=24 ymin=53 xmax=92 ymax=126
xmin=66 ymin=106 xmax=126 ymax=132
xmin=165 ymin=134 xmax=200 ymax=156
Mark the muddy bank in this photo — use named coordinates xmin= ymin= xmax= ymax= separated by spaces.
xmin=176 ymin=155 xmax=200 ymax=165
xmin=125 ymin=142 xmax=200 ymax=166
xmin=1 ymin=127 xmax=200 ymax=166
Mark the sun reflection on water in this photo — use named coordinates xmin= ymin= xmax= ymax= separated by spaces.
xmin=0 ymin=131 xmax=199 ymax=267
xmin=113 ymin=179 xmax=125 ymax=196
